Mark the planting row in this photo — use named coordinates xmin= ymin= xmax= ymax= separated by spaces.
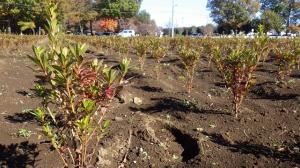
xmin=67 ymin=31 xmax=300 ymax=117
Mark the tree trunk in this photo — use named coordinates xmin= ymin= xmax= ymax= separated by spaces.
xmin=286 ymin=0 xmax=294 ymax=34
xmin=89 ymin=20 xmax=93 ymax=36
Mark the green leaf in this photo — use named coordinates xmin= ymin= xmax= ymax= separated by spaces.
xmin=82 ymin=99 xmax=96 ymax=112
xmin=30 ymin=107 xmax=45 ymax=123
xmin=43 ymin=123 xmax=53 ymax=138
xmin=120 ymin=58 xmax=131 ymax=74
xmin=18 ymin=129 xmax=32 ymax=138
xmin=103 ymin=66 xmax=118 ymax=85
xmin=102 ymin=120 xmax=110 ymax=130
xmin=75 ymin=115 xmax=91 ymax=132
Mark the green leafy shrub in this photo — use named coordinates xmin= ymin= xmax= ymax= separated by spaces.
xmin=274 ymin=39 xmax=300 ymax=84
xmin=150 ymin=39 xmax=168 ymax=80
xmin=134 ymin=38 xmax=149 ymax=70
xmin=212 ymin=33 xmax=269 ymax=117
xmin=29 ymin=4 xmax=129 ymax=167
xmin=179 ymin=46 xmax=201 ymax=93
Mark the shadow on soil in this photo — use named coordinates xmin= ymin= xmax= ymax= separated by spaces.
xmin=34 ymin=75 xmax=47 ymax=84
xmin=198 ymin=69 xmax=213 ymax=73
xmin=126 ymin=71 xmax=146 ymax=80
xmin=129 ymin=97 xmax=231 ymax=115
xmin=161 ymin=58 xmax=180 ymax=64
xmin=168 ymin=127 xmax=199 ymax=162
xmin=137 ymin=86 xmax=163 ymax=93
xmin=16 ymin=90 xmax=32 ymax=97
xmin=291 ymin=73 xmax=300 ymax=79
xmin=251 ymin=83 xmax=299 ymax=100
xmin=5 ymin=112 xmax=35 ymax=123
xmin=256 ymin=68 xmax=276 ymax=74
xmin=0 ymin=141 xmax=39 ymax=168
xmin=129 ymin=97 xmax=200 ymax=114
xmin=203 ymin=132 xmax=300 ymax=165
xmin=214 ymin=82 xmax=227 ymax=88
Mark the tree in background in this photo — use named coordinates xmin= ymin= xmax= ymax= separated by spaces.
xmin=261 ymin=0 xmax=300 ymax=29
xmin=82 ymin=9 xmax=98 ymax=35
xmin=261 ymin=10 xmax=284 ymax=33
xmin=123 ymin=9 xmax=157 ymax=35
xmin=100 ymin=18 xmax=118 ymax=32
xmin=0 ymin=0 xmax=100 ymax=33
xmin=135 ymin=20 xmax=156 ymax=35
xmin=207 ymin=0 xmax=260 ymax=33
xmin=61 ymin=0 xmax=98 ymax=34
xmin=136 ymin=10 xmax=150 ymax=23
xmin=0 ymin=0 xmax=43 ymax=32
xmin=39 ymin=0 xmax=85 ymax=29
xmin=97 ymin=0 xmax=142 ymax=30
xmin=175 ymin=27 xmax=184 ymax=35
xmin=288 ymin=24 xmax=300 ymax=33
xmin=98 ymin=0 xmax=141 ymax=19
xmin=0 ymin=0 xmax=84 ymax=33
xmin=190 ymin=26 xmax=197 ymax=34
xmin=17 ymin=21 xmax=35 ymax=34
xmin=201 ymin=24 xmax=215 ymax=36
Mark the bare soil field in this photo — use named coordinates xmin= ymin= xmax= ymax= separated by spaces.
xmin=0 ymin=41 xmax=299 ymax=168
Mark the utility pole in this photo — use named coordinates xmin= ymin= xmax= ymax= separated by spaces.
xmin=171 ymin=0 xmax=175 ymax=38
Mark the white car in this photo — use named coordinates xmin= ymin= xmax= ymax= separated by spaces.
xmin=118 ymin=29 xmax=135 ymax=37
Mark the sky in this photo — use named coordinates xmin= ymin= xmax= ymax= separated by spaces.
xmin=140 ymin=0 xmax=213 ymax=28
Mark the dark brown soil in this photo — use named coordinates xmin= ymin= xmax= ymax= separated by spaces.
xmin=0 ymin=42 xmax=299 ymax=168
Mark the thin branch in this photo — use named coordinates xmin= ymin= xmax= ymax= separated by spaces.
xmin=118 ymin=129 xmax=133 ymax=168
xmin=67 ymin=147 xmax=76 ymax=165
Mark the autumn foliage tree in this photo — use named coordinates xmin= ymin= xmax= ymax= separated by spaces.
xmin=99 ymin=18 xmax=118 ymax=32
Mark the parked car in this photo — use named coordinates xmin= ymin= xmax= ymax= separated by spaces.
xmin=246 ymin=32 xmax=256 ymax=38
xmin=102 ymin=32 xmax=116 ymax=36
xmin=83 ymin=30 xmax=96 ymax=36
xmin=118 ymin=29 xmax=135 ymax=37
xmin=189 ymin=33 xmax=203 ymax=38
xmin=95 ymin=32 xmax=104 ymax=36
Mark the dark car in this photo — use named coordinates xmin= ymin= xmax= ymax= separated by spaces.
xmin=102 ymin=32 xmax=115 ymax=36
xmin=189 ymin=33 xmax=203 ymax=38
xmin=95 ymin=32 xmax=104 ymax=36
xmin=83 ymin=30 xmax=96 ymax=36
xmin=94 ymin=32 xmax=115 ymax=36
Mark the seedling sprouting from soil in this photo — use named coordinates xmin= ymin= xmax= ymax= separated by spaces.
xmin=119 ymin=57 xmax=131 ymax=83
xmin=18 ymin=129 xmax=32 ymax=138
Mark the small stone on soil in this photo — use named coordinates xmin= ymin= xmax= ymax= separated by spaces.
xmin=114 ymin=117 xmax=123 ymax=121
xmin=195 ymin=128 xmax=204 ymax=132
xmin=133 ymin=97 xmax=143 ymax=105
xmin=209 ymin=124 xmax=216 ymax=128
xmin=117 ymin=90 xmax=133 ymax=104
